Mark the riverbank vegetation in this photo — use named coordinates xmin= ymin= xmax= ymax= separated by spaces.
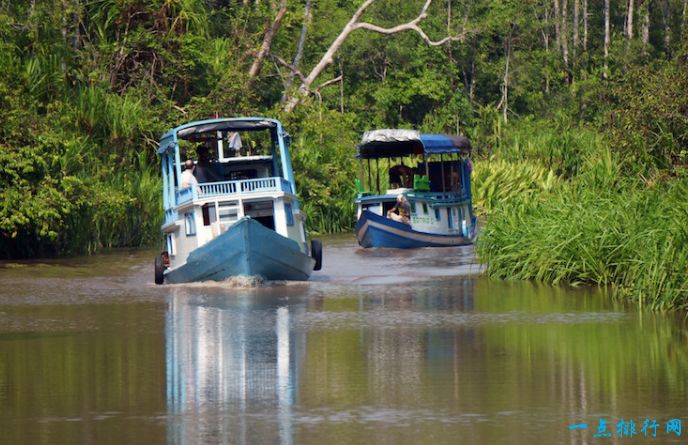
xmin=1 ymin=0 xmax=686 ymax=306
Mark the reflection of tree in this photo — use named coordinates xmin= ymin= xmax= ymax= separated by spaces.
xmin=0 ymin=303 xmax=166 ymax=445
xmin=165 ymin=289 xmax=307 ymax=445
xmin=295 ymin=278 xmax=688 ymax=444
xmin=298 ymin=280 xmax=476 ymax=409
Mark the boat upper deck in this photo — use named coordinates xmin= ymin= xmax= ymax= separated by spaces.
xmin=157 ymin=117 xmax=298 ymax=226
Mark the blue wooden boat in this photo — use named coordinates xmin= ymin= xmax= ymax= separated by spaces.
xmin=154 ymin=117 xmax=322 ymax=284
xmin=354 ymin=129 xmax=477 ymax=249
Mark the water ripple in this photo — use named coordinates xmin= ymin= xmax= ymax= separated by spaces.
xmin=295 ymin=310 xmax=628 ymax=330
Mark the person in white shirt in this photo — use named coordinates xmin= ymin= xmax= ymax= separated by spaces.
xmin=180 ymin=160 xmax=198 ymax=189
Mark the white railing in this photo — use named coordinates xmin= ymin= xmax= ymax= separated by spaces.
xmin=201 ymin=181 xmax=237 ymax=196
xmin=239 ymin=177 xmax=276 ymax=192
xmin=175 ymin=177 xmax=291 ymax=205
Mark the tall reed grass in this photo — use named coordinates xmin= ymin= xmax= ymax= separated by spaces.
xmin=472 ymin=158 xmax=559 ymax=215
xmin=477 ymin=177 xmax=688 ymax=310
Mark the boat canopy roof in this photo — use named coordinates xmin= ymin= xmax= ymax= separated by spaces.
xmin=356 ymin=129 xmax=471 ymax=159
xmin=157 ymin=117 xmax=280 ymax=154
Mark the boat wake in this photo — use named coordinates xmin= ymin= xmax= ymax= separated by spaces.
xmin=170 ymin=275 xmax=269 ymax=289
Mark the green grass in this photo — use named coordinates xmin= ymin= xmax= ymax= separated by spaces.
xmin=477 ymin=177 xmax=688 ymax=310
xmin=472 ymin=158 xmax=559 ymax=215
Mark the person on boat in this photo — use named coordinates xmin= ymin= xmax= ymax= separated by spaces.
xmin=195 ymin=144 xmax=224 ymax=183
xmin=387 ymin=194 xmax=411 ymax=225
xmin=389 ymin=164 xmax=414 ymax=189
xmin=180 ymin=160 xmax=199 ymax=189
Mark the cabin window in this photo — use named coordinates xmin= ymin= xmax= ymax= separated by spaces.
xmin=184 ymin=212 xmax=196 ymax=236
xmin=363 ymin=203 xmax=382 ymax=215
xmin=244 ymin=200 xmax=275 ymax=230
xmin=165 ymin=234 xmax=176 ymax=256
xmin=202 ymin=204 xmax=217 ymax=226
xmin=218 ymin=201 xmax=239 ymax=222
xmin=285 ymin=203 xmax=294 ymax=226
xmin=447 ymin=208 xmax=453 ymax=229
xmin=434 ymin=208 xmax=440 ymax=221
xmin=422 ymin=203 xmax=428 ymax=214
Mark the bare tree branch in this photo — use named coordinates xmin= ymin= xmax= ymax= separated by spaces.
xmin=271 ymin=54 xmax=307 ymax=83
xmin=313 ymin=75 xmax=343 ymax=93
xmin=282 ymin=0 xmax=312 ymax=103
xmin=283 ymin=0 xmax=467 ymax=112
xmin=354 ymin=21 xmax=466 ymax=45
xmin=247 ymin=0 xmax=288 ymax=87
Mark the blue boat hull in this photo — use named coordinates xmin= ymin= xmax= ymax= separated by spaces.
xmin=165 ymin=218 xmax=315 ymax=283
xmin=355 ymin=210 xmax=474 ymax=249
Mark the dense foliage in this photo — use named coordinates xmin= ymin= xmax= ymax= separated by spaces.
xmin=1 ymin=0 xmax=687 ymax=309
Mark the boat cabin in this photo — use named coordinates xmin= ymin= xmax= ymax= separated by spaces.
xmin=157 ymin=118 xmax=308 ymax=271
xmin=355 ymin=129 xmax=476 ymax=239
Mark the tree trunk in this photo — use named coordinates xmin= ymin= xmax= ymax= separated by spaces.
xmin=604 ymin=0 xmax=610 ymax=78
xmin=662 ymin=0 xmax=672 ymax=52
xmin=500 ymin=37 xmax=511 ymax=124
xmin=573 ymin=0 xmax=580 ymax=51
xmin=463 ymin=58 xmax=476 ymax=101
xmin=247 ymin=0 xmax=288 ymax=87
xmin=583 ymin=0 xmax=588 ymax=50
xmin=554 ymin=0 xmax=561 ymax=50
xmin=641 ymin=1 xmax=650 ymax=53
xmin=540 ymin=6 xmax=552 ymax=93
xmin=626 ymin=0 xmax=635 ymax=48
xmin=469 ymin=60 xmax=476 ymax=101
xmin=281 ymin=0 xmax=312 ymax=103
xmin=543 ymin=28 xmax=550 ymax=93
xmin=561 ymin=0 xmax=569 ymax=80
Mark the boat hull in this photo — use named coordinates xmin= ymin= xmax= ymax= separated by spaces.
xmin=165 ymin=217 xmax=314 ymax=283
xmin=355 ymin=210 xmax=474 ymax=249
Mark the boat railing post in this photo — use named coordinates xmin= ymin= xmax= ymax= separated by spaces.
xmin=449 ymin=155 xmax=454 ymax=193
xmin=358 ymin=159 xmax=364 ymax=193
xmin=440 ymin=154 xmax=446 ymax=192
xmin=167 ymin=151 xmax=175 ymax=206
xmin=161 ymin=154 xmax=169 ymax=209
xmin=173 ymin=139 xmax=182 ymax=202
xmin=276 ymin=124 xmax=296 ymax=195
xmin=375 ymin=158 xmax=380 ymax=195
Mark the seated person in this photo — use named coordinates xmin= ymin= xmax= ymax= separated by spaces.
xmin=194 ymin=144 xmax=224 ymax=183
xmin=387 ymin=194 xmax=411 ymax=225
xmin=389 ymin=164 xmax=414 ymax=189
xmin=180 ymin=160 xmax=198 ymax=189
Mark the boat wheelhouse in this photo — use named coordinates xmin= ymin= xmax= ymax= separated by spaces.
xmin=354 ymin=129 xmax=477 ymax=248
xmin=154 ymin=117 xmax=321 ymax=284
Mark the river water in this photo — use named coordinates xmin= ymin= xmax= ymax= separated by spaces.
xmin=1 ymin=235 xmax=687 ymax=445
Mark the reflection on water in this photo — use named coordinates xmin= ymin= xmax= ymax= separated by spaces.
xmin=166 ymin=290 xmax=306 ymax=445
xmin=1 ymin=240 xmax=688 ymax=445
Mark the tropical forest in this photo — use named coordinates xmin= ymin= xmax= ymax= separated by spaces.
xmin=1 ymin=0 xmax=687 ymax=308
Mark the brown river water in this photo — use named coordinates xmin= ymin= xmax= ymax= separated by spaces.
xmin=1 ymin=235 xmax=687 ymax=445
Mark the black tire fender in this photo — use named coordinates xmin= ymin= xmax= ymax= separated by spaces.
xmin=311 ymin=239 xmax=323 ymax=271
xmin=154 ymin=254 xmax=165 ymax=285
